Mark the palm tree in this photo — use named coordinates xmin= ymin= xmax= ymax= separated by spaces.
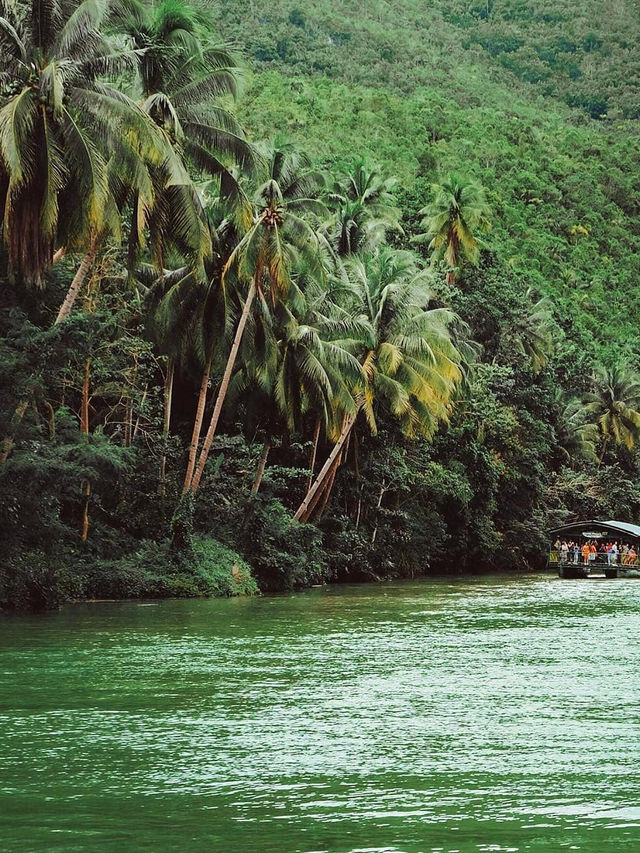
xmin=294 ymin=247 xmax=464 ymax=521
xmin=229 ymin=273 xmax=364 ymax=494
xmin=326 ymin=160 xmax=402 ymax=257
xmin=116 ymin=0 xmax=258 ymax=274
xmin=499 ymin=289 xmax=555 ymax=373
xmin=554 ymin=394 xmax=599 ymax=465
xmin=0 ymin=0 xmax=173 ymax=287
xmin=148 ymin=222 xmax=231 ymax=496
xmin=584 ymin=365 xmax=640 ymax=465
xmin=414 ymin=173 xmax=491 ymax=284
xmin=185 ymin=145 xmax=329 ymax=495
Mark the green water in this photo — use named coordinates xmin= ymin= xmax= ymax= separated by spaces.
xmin=2 ymin=574 xmax=640 ymax=852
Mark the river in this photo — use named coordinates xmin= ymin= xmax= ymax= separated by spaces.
xmin=1 ymin=574 xmax=640 ymax=852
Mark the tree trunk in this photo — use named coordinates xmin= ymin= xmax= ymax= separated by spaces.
xmin=44 ymin=401 xmax=56 ymax=440
xmin=293 ymin=412 xmax=357 ymax=522
xmin=371 ymin=483 xmax=386 ymax=544
xmin=315 ymin=456 xmax=340 ymax=521
xmin=81 ymin=482 xmax=91 ymax=543
xmin=306 ymin=416 xmax=322 ymax=492
xmin=55 ymin=242 xmax=97 ymax=324
xmin=80 ymin=359 xmax=91 ymax=542
xmin=81 ymin=360 xmax=90 ymax=434
xmin=124 ymin=400 xmax=132 ymax=447
xmin=0 ymin=243 xmax=99 ymax=466
xmin=445 ymin=228 xmax=459 ymax=285
xmin=0 ymin=400 xmax=29 ymax=465
xmin=127 ymin=191 xmax=140 ymax=275
xmin=355 ymin=483 xmax=364 ymax=529
xmin=189 ymin=277 xmax=258 ymax=495
xmin=159 ymin=359 xmax=174 ymax=496
xmin=251 ymin=436 xmax=271 ymax=495
xmin=181 ymin=352 xmax=213 ymax=494
xmin=132 ymin=385 xmax=148 ymax=440
xmin=52 ymin=247 xmax=65 ymax=264
xmin=598 ymin=434 xmax=609 ymax=467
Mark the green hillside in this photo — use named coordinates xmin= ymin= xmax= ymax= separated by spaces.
xmin=220 ymin=0 xmax=640 ymax=373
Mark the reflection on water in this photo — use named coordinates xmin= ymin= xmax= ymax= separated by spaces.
xmin=1 ymin=574 xmax=640 ymax=851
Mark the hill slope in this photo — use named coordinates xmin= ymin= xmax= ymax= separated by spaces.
xmin=219 ymin=0 xmax=640 ymax=377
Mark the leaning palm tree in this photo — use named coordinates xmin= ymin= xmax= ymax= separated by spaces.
xmin=294 ymin=247 xmax=464 ymax=522
xmin=185 ymin=145 xmax=330 ymax=495
xmin=0 ymin=0 xmax=175 ymax=288
xmin=584 ymin=364 xmax=640 ymax=465
xmin=414 ymin=173 xmax=491 ymax=284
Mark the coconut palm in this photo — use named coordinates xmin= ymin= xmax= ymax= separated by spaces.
xmin=294 ymin=247 xmax=464 ymax=521
xmin=0 ymin=0 xmax=174 ymax=287
xmin=116 ymin=0 xmax=257 ymax=273
xmin=326 ymin=160 xmax=402 ymax=257
xmin=415 ymin=173 xmax=491 ymax=284
xmin=584 ymin=364 xmax=640 ymax=465
xmin=229 ymin=273 xmax=364 ymax=494
xmin=500 ymin=289 xmax=555 ymax=373
xmin=554 ymin=394 xmax=599 ymax=465
xmin=185 ymin=145 xmax=329 ymax=495
xmin=149 ymin=217 xmax=231 ymax=496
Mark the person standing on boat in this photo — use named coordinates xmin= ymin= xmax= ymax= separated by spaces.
xmin=589 ymin=543 xmax=597 ymax=566
xmin=582 ymin=542 xmax=591 ymax=565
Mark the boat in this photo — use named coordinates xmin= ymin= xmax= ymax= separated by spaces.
xmin=547 ymin=519 xmax=640 ymax=579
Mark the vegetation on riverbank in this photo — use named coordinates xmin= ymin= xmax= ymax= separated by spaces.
xmin=3 ymin=0 xmax=640 ymax=610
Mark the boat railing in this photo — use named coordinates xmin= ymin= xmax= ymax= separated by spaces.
xmin=548 ymin=550 xmax=639 ymax=567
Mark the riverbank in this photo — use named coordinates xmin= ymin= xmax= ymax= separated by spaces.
xmin=1 ymin=527 xmax=545 ymax=612
xmin=0 ymin=536 xmax=259 ymax=612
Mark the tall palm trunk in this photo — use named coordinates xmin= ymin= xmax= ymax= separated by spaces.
xmin=56 ymin=241 xmax=98 ymax=324
xmin=598 ymin=433 xmax=609 ymax=467
xmin=446 ymin=228 xmax=459 ymax=285
xmin=80 ymin=359 xmax=91 ymax=542
xmin=306 ymin=416 xmax=322 ymax=492
xmin=251 ymin=435 xmax=271 ymax=495
xmin=371 ymin=482 xmax=386 ymax=544
xmin=314 ymin=454 xmax=341 ymax=521
xmin=189 ymin=274 xmax=259 ymax=495
xmin=182 ymin=352 xmax=213 ymax=494
xmin=132 ymin=385 xmax=148 ymax=441
xmin=159 ymin=359 xmax=175 ymax=495
xmin=293 ymin=411 xmax=358 ymax=522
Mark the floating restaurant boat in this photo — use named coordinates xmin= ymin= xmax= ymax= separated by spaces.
xmin=547 ymin=520 xmax=640 ymax=579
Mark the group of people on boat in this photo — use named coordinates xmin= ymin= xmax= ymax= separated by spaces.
xmin=554 ymin=539 xmax=638 ymax=566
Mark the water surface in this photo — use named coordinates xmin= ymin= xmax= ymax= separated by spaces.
xmin=2 ymin=574 xmax=640 ymax=852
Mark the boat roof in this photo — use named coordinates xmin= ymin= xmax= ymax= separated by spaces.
xmin=548 ymin=519 xmax=640 ymax=540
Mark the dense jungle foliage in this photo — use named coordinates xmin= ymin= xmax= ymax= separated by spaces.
xmin=2 ymin=0 xmax=640 ymax=610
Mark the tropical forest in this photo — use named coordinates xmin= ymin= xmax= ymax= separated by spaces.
xmin=3 ymin=0 xmax=640 ymax=611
